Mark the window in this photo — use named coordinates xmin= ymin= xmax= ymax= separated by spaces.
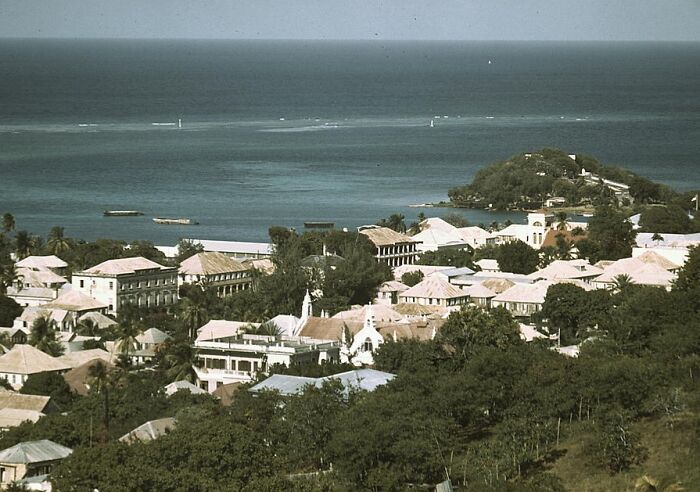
xmin=80 ymin=280 xmax=84 ymax=288
xmin=363 ymin=338 xmax=374 ymax=352
xmin=109 ymin=281 xmax=113 ymax=290
xmin=238 ymin=360 xmax=251 ymax=372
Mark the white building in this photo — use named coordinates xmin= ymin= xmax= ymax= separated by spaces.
xmin=527 ymin=259 xmax=603 ymax=284
xmin=0 ymin=345 xmax=71 ymax=390
xmin=15 ymin=255 xmax=68 ymax=277
xmin=359 ymin=226 xmax=420 ymax=267
xmin=178 ymin=252 xmax=252 ymax=296
xmin=592 ymin=257 xmax=677 ymax=290
xmin=194 ymin=333 xmax=340 ymax=392
xmin=398 ymin=276 xmax=470 ymax=311
xmin=495 ymin=210 xmax=588 ymax=250
xmin=410 ymin=218 xmax=469 ymax=253
xmin=71 ymin=257 xmax=178 ymax=316
xmin=185 ymin=239 xmax=273 ymax=259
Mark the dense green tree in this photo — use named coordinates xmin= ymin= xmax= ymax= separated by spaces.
xmin=496 ymin=241 xmax=540 ymax=274
xmin=537 ymin=283 xmax=613 ymax=345
xmin=20 ymin=372 xmax=75 ymax=409
xmin=436 ymin=306 xmax=522 ymax=365
xmin=157 ymin=339 xmax=198 ymax=383
xmin=377 ymin=213 xmax=407 ymax=233
xmin=115 ymin=322 xmax=141 ymax=362
xmin=2 ymin=213 xmax=15 ymax=234
xmin=639 ymin=205 xmax=693 ymax=234
xmin=28 ymin=316 xmax=64 ymax=356
xmin=589 ymin=412 xmax=647 ymax=473
xmin=179 ymin=297 xmax=209 ymax=339
xmin=174 ymin=239 xmax=204 ymax=264
xmin=417 ymin=248 xmax=475 ymax=268
xmin=581 ymin=206 xmax=637 ymax=262
xmin=0 ymin=295 xmax=22 ymax=325
xmin=45 ymin=226 xmax=72 ymax=255
xmin=441 ymin=213 xmax=471 ymax=228
xmin=279 ymin=381 xmax=345 ymax=471
xmin=318 ymin=242 xmax=391 ymax=314
xmin=125 ymin=240 xmax=168 ymax=263
xmin=673 ymin=245 xmax=700 ymax=294
xmin=401 ymin=270 xmax=424 ymax=287
xmin=14 ymin=230 xmax=36 ymax=259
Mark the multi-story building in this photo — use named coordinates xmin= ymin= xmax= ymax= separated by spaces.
xmin=178 ymin=252 xmax=252 ymax=296
xmin=71 ymin=257 xmax=178 ymax=316
xmin=194 ymin=333 xmax=340 ymax=392
xmin=358 ymin=226 xmax=419 ymax=267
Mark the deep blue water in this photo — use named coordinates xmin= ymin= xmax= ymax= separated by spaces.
xmin=0 ymin=40 xmax=699 ymax=244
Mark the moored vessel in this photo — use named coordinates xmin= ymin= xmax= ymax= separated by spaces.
xmin=104 ymin=210 xmax=144 ymax=216
xmin=153 ymin=217 xmax=198 ymax=225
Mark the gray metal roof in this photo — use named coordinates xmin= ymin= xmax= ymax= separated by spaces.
xmin=249 ymin=375 xmax=318 ymax=396
xmin=249 ymin=369 xmax=395 ymax=397
xmin=0 ymin=439 xmax=72 ymax=464
xmin=320 ymin=369 xmax=395 ymax=393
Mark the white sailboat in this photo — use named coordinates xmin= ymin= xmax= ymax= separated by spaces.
xmin=430 ymin=119 xmax=434 ymax=128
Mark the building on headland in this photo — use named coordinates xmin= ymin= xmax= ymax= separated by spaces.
xmin=71 ymin=257 xmax=178 ymax=316
xmin=358 ymin=226 xmax=420 ymax=267
xmin=579 ymin=168 xmax=632 ymax=203
xmin=178 ymin=252 xmax=253 ymax=296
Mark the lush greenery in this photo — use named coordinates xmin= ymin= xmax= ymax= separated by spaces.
xmin=33 ymin=257 xmax=700 ymax=490
xmin=639 ymin=204 xmax=700 ymax=234
xmin=448 ymin=148 xmax=690 ymax=210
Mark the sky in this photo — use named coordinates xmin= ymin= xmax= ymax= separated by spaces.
xmin=0 ymin=0 xmax=699 ymax=41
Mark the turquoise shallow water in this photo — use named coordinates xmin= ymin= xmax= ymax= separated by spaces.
xmin=0 ymin=40 xmax=698 ymax=244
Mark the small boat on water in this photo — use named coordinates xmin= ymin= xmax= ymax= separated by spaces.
xmin=304 ymin=221 xmax=334 ymax=229
xmin=153 ymin=217 xmax=198 ymax=225
xmin=104 ymin=210 xmax=144 ymax=217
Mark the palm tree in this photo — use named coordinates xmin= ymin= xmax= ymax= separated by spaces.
xmin=250 ymin=320 xmax=283 ymax=337
xmin=115 ymin=322 xmax=141 ymax=366
xmin=87 ymin=360 xmax=111 ymax=435
xmin=555 ymin=211 xmax=569 ymax=231
xmin=46 ymin=226 xmax=71 ymax=255
xmin=388 ymin=213 xmax=406 ymax=233
xmin=0 ymin=261 xmax=20 ymax=295
xmin=162 ymin=341 xmax=198 ymax=383
xmin=14 ymin=230 xmax=35 ymax=259
xmin=29 ymin=316 xmax=64 ymax=356
xmin=2 ymin=213 xmax=15 ymax=234
xmin=652 ymin=232 xmax=664 ymax=245
xmin=635 ymin=475 xmax=684 ymax=492
xmin=75 ymin=318 xmax=99 ymax=337
xmin=180 ymin=298 xmax=209 ymax=340
xmin=612 ymin=273 xmax=635 ymax=293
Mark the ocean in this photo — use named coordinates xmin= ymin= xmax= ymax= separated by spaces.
xmin=0 ymin=40 xmax=698 ymax=245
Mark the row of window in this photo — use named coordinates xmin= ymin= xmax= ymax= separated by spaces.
xmin=119 ymin=292 xmax=175 ymax=308
xmin=203 ymin=357 xmax=258 ymax=373
xmin=184 ymin=272 xmax=250 ymax=282
xmin=119 ymin=277 xmax=177 ymax=290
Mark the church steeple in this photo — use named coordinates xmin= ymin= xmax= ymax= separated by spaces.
xmin=301 ymin=289 xmax=312 ymax=322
